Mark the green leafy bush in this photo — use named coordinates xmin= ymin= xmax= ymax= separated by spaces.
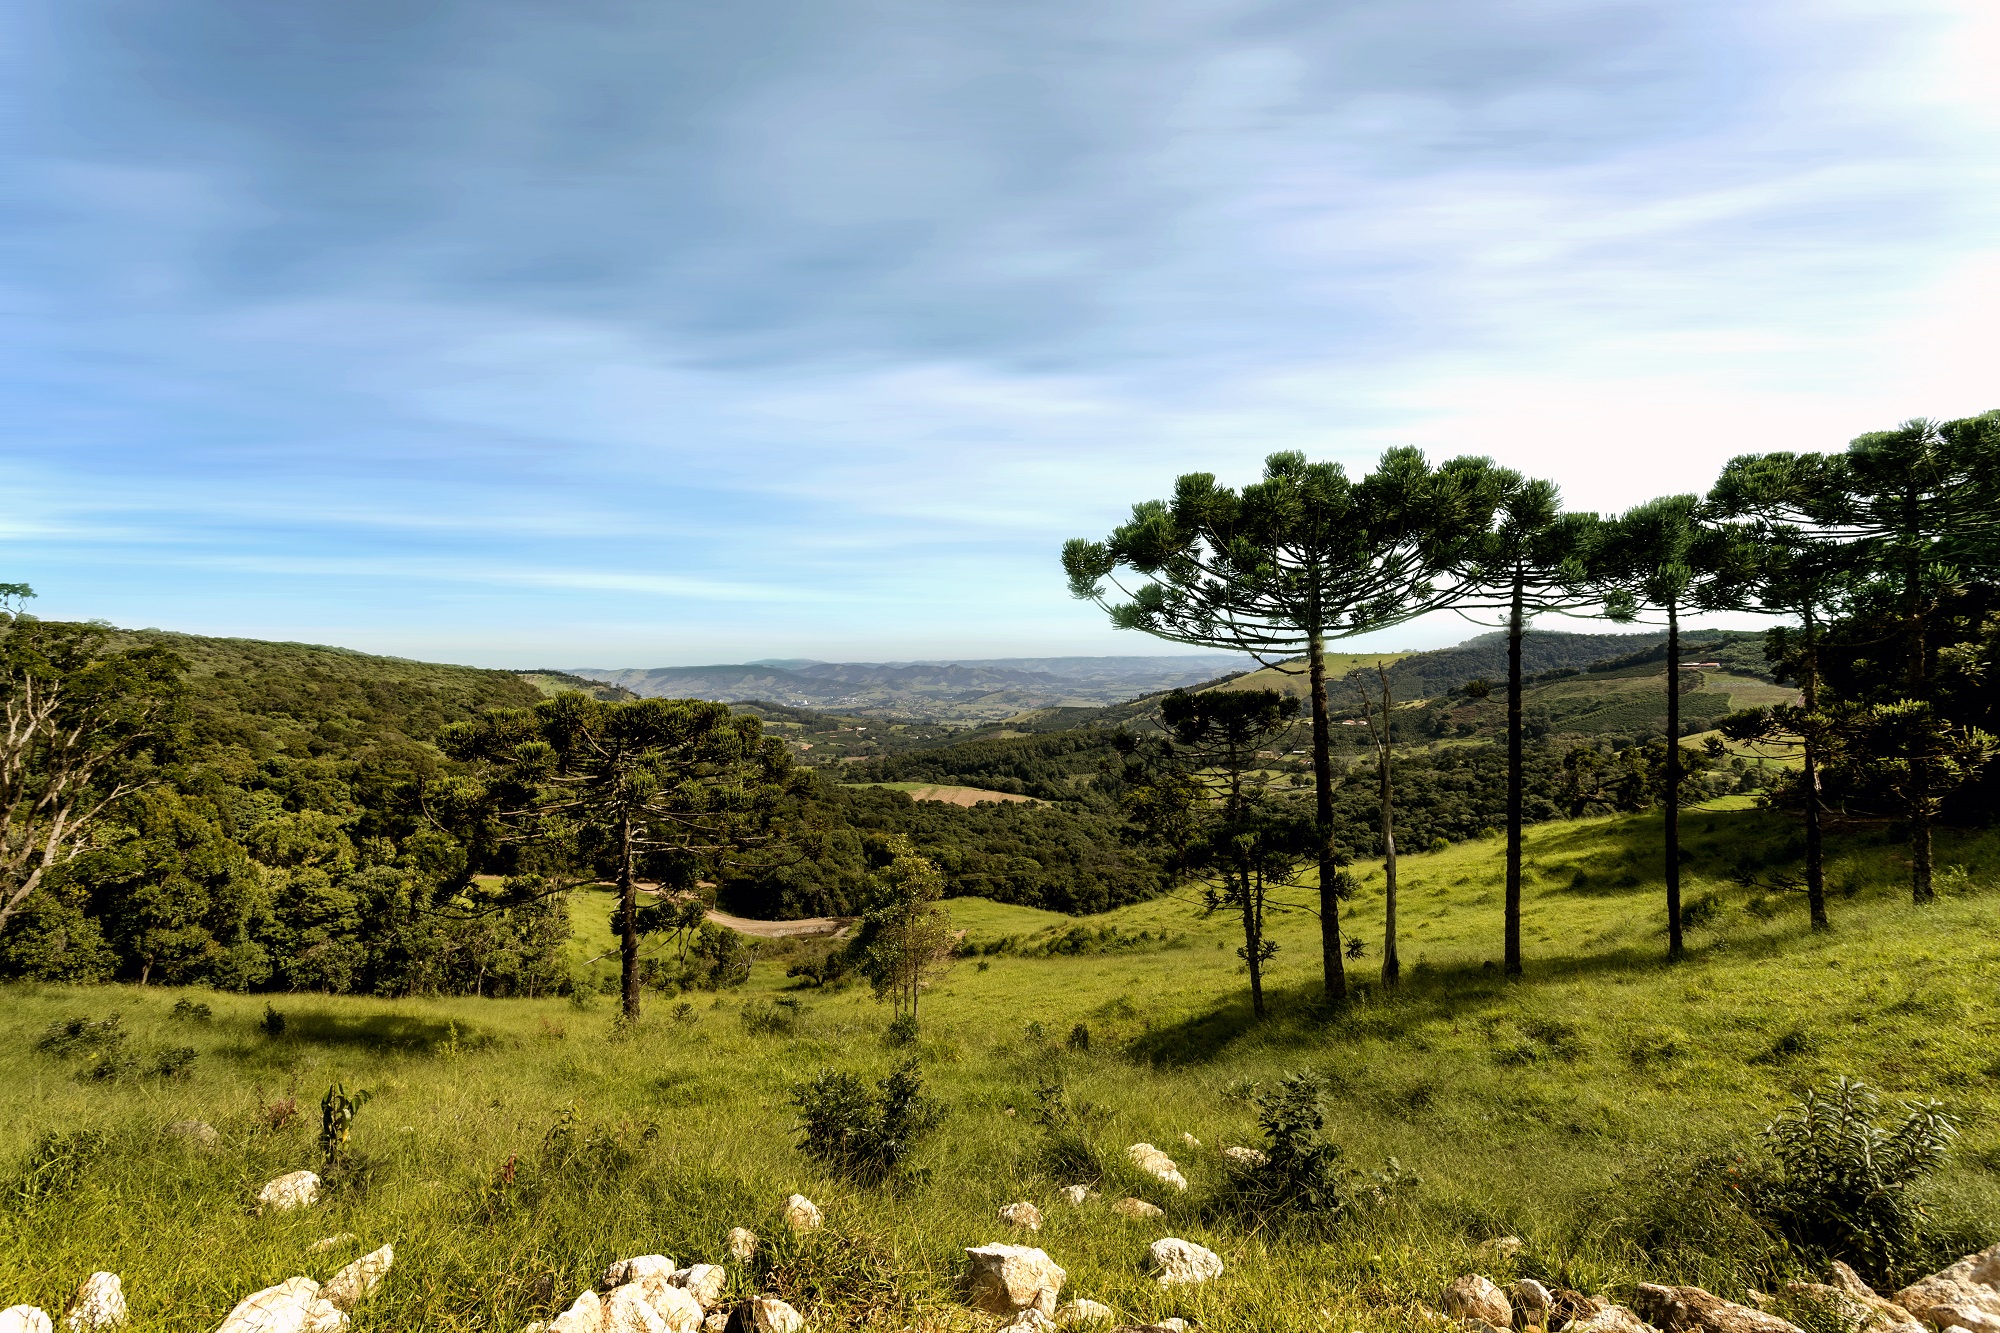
xmin=35 ymin=1014 xmax=124 ymax=1058
xmin=791 ymin=1059 xmax=939 ymax=1183
xmin=1755 ymin=1076 xmax=1957 ymax=1277
xmin=1225 ymin=1071 xmax=1353 ymax=1229
xmin=1029 ymin=1072 xmax=1103 ymax=1183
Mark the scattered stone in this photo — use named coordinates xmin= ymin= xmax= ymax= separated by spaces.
xmin=1787 ymin=1268 xmax=1924 ymax=1333
xmin=256 ymin=1171 xmax=321 ymax=1214
xmin=1442 ymin=1276 xmax=1513 ymax=1329
xmin=1220 ymin=1147 xmax=1266 ymax=1169
xmin=1059 ymin=1185 xmax=1096 ymax=1207
xmin=166 ymin=1119 xmax=220 ymax=1148
xmin=546 ymin=1290 xmax=602 ymax=1333
xmin=727 ymin=1228 xmax=759 ymax=1263
xmin=1479 ymin=1238 xmax=1526 ymax=1261
xmin=1179 ymin=1133 xmax=1201 ymax=1149
xmin=214 ymin=1276 xmax=346 ymax=1333
xmin=322 ymin=1244 xmax=392 ymax=1312
xmin=1565 ymin=1307 xmax=1652 ymax=1333
xmin=965 ymin=1243 xmax=1068 ymax=1315
xmin=1147 ymin=1238 xmax=1223 ymax=1287
xmin=1002 ymin=1311 xmax=1059 ymax=1333
xmin=1126 ymin=1144 xmax=1188 ymax=1192
xmin=1056 ymin=1299 xmax=1117 ymax=1327
xmin=738 ymin=1297 xmax=803 ymax=1333
xmin=1111 ymin=1198 xmax=1164 ymax=1221
xmin=1634 ymin=1284 xmax=1802 ymax=1333
xmin=1513 ymin=1280 xmax=1553 ymax=1328
xmin=702 ymin=1315 xmax=729 ymax=1333
xmin=782 ymin=1194 xmax=822 ymax=1232
xmin=601 ymin=1285 xmax=669 ymax=1333
xmin=0 ymin=1311 xmax=51 ymax=1333
xmin=306 ymin=1236 xmax=357 ymax=1255
xmin=668 ymin=1265 xmax=727 ymax=1312
xmin=62 ymin=1273 xmax=125 ymax=1331
xmin=1000 ymin=1202 xmax=1045 ymax=1231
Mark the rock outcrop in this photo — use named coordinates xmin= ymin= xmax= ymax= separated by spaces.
xmin=1896 ymin=1245 xmax=2000 ymax=1332
xmin=966 ymin=1244 xmax=1067 ymax=1315
xmin=1147 ymin=1238 xmax=1223 ymax=1287
xmin=256 ymin=1171 xmax=321 ymax=1214
xmin=62 ymin=1274 xmax=125 ymax=1332
xmin=1632 ymin=1284 xmax=1802 ymax=1333
xmin=1125 ymin=1145 xmax=1188 ymax=1192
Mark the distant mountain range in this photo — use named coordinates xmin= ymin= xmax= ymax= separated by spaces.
xmin=564 ymin=655 xmax=1244 ymax=721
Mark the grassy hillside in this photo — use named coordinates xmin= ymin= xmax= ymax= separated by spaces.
xmin=6 ymin=804 xmax=1997 ymax=1332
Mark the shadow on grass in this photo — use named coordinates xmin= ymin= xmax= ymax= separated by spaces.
xmin=228 ymin=1009 xmax=493 ymax=1057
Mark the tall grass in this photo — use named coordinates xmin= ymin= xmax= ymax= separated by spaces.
xmin=3 ymin=805 xmax=1998 ymax=1330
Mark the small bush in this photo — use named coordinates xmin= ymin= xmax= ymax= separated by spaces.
xmin=261 ymin=1004 xmax=287 ymax=1037
xmin=791 ymin=1059 xmax=940 ymax=1183
xmin=740 ymin=1002 xmax=797 ymax=1037
xmin=1066 ymin=1023 xmax=1090 ymax=1052
xmin=1029 ymin=1072 xmax=1103 ymax=1183
xmin=1754 ymin=1076 xmax=1957 ymax=1279
xmin=150 ymin=1046 xmax=199 ymax=1078
xmin=36 ymin=1014 xmax=124 ymax=1058
xmin=1223 ymin=1071 xmax=1353 ymax=1231
xmin=1752 ymin=1026 xmax=1821 ymax=1065
xmin=320 ymin=1083 xmax=373 ymax=1174
xmin=885 ymin=1012 xmax=919 ymax=1047
xmin=170 ymin=999 xmax=213 ymax=1024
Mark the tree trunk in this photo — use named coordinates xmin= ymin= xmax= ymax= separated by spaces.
xmin=1801 ymin=614 xmax=1828 ymax=930
xmin=1505 ymin=573 xmax=1525 ymax=978
xmin=1242 ymin=868 xmax=1265 ymax=1018
xmin=1377 ymin=666 xmax=1399 ymax=988
xmin=1307 ymin=633 xmax=1348 ymax=1004
xmin=1665 ymin=603 xmax=1684 ymax=962
xmin=1904 ymin=538 xmax=1934 ymax=905
xmin=619 ymin=810 xmax=641 ymax=1021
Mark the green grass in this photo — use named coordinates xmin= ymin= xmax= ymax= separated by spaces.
xmin=6 ymin=807 xmax=1999 ymax=1331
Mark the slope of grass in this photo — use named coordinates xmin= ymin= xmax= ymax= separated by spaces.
xmin=5 ymin=806 xmax=1998 ymax=1332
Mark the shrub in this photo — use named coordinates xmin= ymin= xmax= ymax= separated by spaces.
xmin=1029 ymin=1072 xmax=1103 ymax=1183
xmin=1755 ymin=1076 xmax=1957 ymax=1278
xmin=261 ymin=1004 xmax=287 ymax=1037
xmin=1226 ymin=1071 xmax=1352 ymax=1229
xmin=320 ymin=1083 xmax=373 ymax=1174
xmin=9 ymin=1129 xmax=108 ymax=1203
xmin=791 ymin=1059 xmax=940 ymax=1183
xmin=150 ymin=1046 xmax=199 ymax=1078
xmin=740 ymin=1002 xmax=797 ymax=1037
xmin=885 ymin=1012 xmax=919 ymax=1047
xmin=35 ymin=1014 xmax=124 ymax=1058
xmin=170 ymin=998 xmax=213 ymax=1024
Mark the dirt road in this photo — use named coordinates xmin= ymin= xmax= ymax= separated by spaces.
xmin=704 ymin=909 xmax=855 ymax=939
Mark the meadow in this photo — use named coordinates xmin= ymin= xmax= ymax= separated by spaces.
xmin=6 ymin=803 xmax=1999 ymax=1332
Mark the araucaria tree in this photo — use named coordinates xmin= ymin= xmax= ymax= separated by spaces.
xmin=1593 ymin=496 xmax=1729 ymax=961
xmin=442 ymin=694 xmax=809 ymax=1020
xmin=1 ymin=588 xmax=186 ymax=937
xmin=1121 ymin=687 xmax=1308 ymax=1017
xmin=1064 ymin=448 xmax=1499 ymax=1003
xmin=1452 ymin=473 xmax=1599 ymax=977
xmin=854 ymin=835 xmax=955 ymax=1029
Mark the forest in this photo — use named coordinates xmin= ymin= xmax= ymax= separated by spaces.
xmin=2 ymin=411 xmax=1995 ymax=1017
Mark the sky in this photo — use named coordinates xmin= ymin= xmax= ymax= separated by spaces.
xmin=3 ymin=0 xmax=1996 ymax=667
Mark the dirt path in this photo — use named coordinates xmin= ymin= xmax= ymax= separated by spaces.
xmin=704 ymin=909 xmax=855 ymax=939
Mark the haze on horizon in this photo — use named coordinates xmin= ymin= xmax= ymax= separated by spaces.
xmin=4 ymin=1 xmax=1996 ymax=668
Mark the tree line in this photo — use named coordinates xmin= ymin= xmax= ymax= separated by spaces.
xmin=1064 ymin=410 xmax=1999 ymax=1009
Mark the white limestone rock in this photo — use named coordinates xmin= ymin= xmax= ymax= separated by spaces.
xmin=0 ymin=1309 xmax=52 ymax=1333
xmin=1442 ymin=1275 xmax=1513 ymax=1329
xmin=965 ymin=1244 xmax=1068 ymax=1316
xmin=782 ymin=1194 xmax=821 ymax=1232
xmin=727 ymin=1228 xmax=759 ymax=1263
xmin=1002 ymin=1310 xmax=1059 ymax=1332
xmin=1055 ymin=1298 xmax=1117 ymax=1327
xmin=630 ymin=1278 xmax=703 ymax=1333
xmin=999 ymin=1201 xmax=1045 ymax=1231
xmin=166 ymin=1119 xmax=220 ymax=1148
xmin=601 ymin=1285 xmax=669 ymax=1333
xmin=1058 ymin=1186 xmax=1096 ymax=1207
xmin=702 ymin=1315 xmax=729 ymax=1333
xmin=1512 ymin=1279 xmax=1554 ymax=1327
xmin=603 ymin=1256 xmax=675 ymax=1290
xmin=1147 ymin=1238 xmax=1223 ymax=1287
xmin=306 ymin=1236 xmax=356 ymax=1255
xmin=546 ymin=1290 xmax=603 ymax=1333
xmin=1110 ymin=1198 xmax=1164 ymax=1220
xmin=1179 ymin=1133 xmax=1201 ymax=1149
xmin=63 ymin=1274 xmax=125 ymax=1331
xmin=1220 ymin=1146 xmax=1267 ymax=1169
xmin=667 ymin=1265 xmax=727 ymax=1313
xmin=214 ymin=1277 xmax=346 ymax=1333
xmin=1125 ymin=1144 xmax=1188 ymax=1192
xmin=256 ymin=1171 xmax=321 ymax=1214
xmin=739 ymin=1297 xmax=803 ymax=1333
xmin=322 ymin=1244 xmax=392 ymax=1312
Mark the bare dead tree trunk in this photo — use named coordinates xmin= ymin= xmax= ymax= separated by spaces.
xmin=619 ymin=810 xmax=641 ymax=1021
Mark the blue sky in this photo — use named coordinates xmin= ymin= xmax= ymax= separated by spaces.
xmin=4 ymin=0 xmax=1996 ymax=666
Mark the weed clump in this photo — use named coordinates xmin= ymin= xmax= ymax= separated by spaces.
xmin=36 ymin=1014 xmax=124 ymax=1058
xmin=791 ymin=1059 xmax=939 ymax=1184
xmin=170 ymin=998 xmax=213 ymax=1023
xmin=1029 ymin=1072 xmax=1103 ymax=1184
xmin=8 ymin=1128 xmax=109 ymax=1204
xmin=1219 ymin=1070 xmax=1414 ymax=1232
